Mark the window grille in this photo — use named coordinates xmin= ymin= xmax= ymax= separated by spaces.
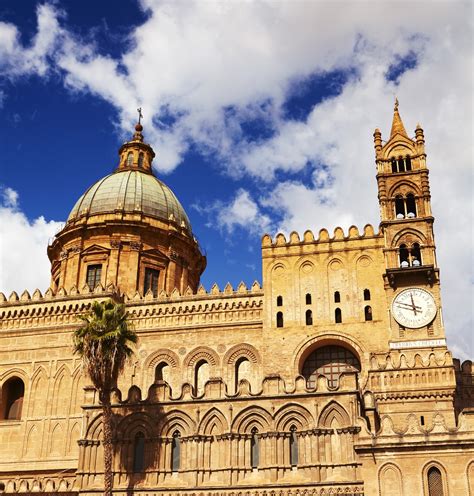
xmin=427 ymin=466 xmax=444 ymax=496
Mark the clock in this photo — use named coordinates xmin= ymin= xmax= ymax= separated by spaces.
xmin=392 ymin=288 xmax=437 ymax=329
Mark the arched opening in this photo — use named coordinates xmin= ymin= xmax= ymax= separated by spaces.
xmin=1 ymin=377 xmax=24 ymax=420
xmin=334 ymin=291 xmax=340 ymax=303
xmin=276 ymin=295 xmax=283 ymax=306
xmin=194 ymin=360 xmax=209 ymax=396
xmin=406 ymin=193 xmax=417 ymax=217
xmin=305 ymin=293 xmax=312 ymax=305
xmin=399 ymin=244 xmax=409 ymax=267
xmin=289 ymin=425 xmax=298 ymax=467
xmin=395 ymin=195 xmax=405 ymax=218
xmin=138 ymin=152 xmax=144 ymax=168
xmin=171 ymin=431 xmax=181 ymax=472
xmin=411 ymin=243 xmax=422 ymax=266
xmin=235 ymin=357 xmax=251 ymax=393
xmin=250 ymin=427 xmax=259 ymax=468
xmin=335 ymin=308 xmax=342 ymax=324
xmin=364 ymin=305 xmax=373 ymax=321
xmin=305 ymin=309 xmax=313 ymax=326
xmin=302 ymin=345 xmax=360 ymax=389
xmin=391 ymin=158 xmax=397 ymax=173
xmin=155 ymin=362 xmax=170 ymax=383
xmin=276 ymin=311 xmax=284 ymax=328
xmin=405 ymin=155 xmax=412 ymax=171
xmin=397 ymin=157 xmax=405 ymax=172
xmin=363 ymin=289 xmax=371 ymax=301
xmin=126 ymin=152 xmax=133 ymax=166
xmin=427 ymin=466 xmax=444 ymax=496
xmin=133 ymin=432 xmax=145 ymax=473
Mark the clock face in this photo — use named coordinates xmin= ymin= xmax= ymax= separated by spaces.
xmin=392 ymin=288 xmax=437 ymax=329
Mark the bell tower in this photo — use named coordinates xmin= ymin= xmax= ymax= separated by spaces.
xmin=374 ymin=100 xmax=445 ymax=343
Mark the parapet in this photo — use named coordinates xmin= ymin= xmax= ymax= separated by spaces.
xmin=262 ymin=224 xmax=380 ymax=248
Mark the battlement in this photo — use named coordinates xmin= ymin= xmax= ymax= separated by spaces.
xmin=262 ymin=224 xmax=380 ymax=249
xmin=0 ymin=281 xmax=264 ymax=332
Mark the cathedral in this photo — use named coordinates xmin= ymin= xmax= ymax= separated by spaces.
xmin=0 ymin=103 xmax=473 ymax=496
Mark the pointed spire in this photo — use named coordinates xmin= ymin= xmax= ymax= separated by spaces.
xmin=390 ymin=97 xmax=408 ymax=138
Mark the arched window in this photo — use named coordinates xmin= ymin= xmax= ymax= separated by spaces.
xmin=411 ymin=243 xmax=422 ymax=266
xmin=302 ymin=345 xmax=360 ymax=389
xmin=305 ymin=309 xmax=313 ymax=326
xmin=395 ymin=195 xmax=405 ymax=218
xmin=391 ymin=158 xmax=397 ymax=173
xmin=138 ymin=152 xmax=144 ymax=168
xmin=427 ymin=466 xmax=444 ymax=496
xmin=276 ymin=295 xmax=283 ymax=306
xmin=406 ymin=193 xmax=417 ymax=217
xmin=289 ymin=425 xmax=298 ymax=467
xmin=334 ymin=291 xmax=340 ymax=303
xmin=251 ymin=427 xmax=259 ymax=468
xmin=399 ymin=244 xmax=409 ymax=267
xmin=133 ymin=432 xmax=145 ymax=472
xmin=126 ymin=152 xmax=133 ymax=166
xmin=405 ymin=155 xmax=412 ymax=171
xmin=363 ymin=289 xmax=371 ymax=301
xmin=235 ymin=357 xmax=250 ymax=393
xmin=276 ymin=311 xmax=284 ymax=328
xmin=305 ymin=293 xmax=312 ymax=305
xmin=335 ymin=308 xmax=342 ymax=323
xmin=171 ymin=431 xmax=181 ymax=472
xmin=364 ymin=305 xmax=373 ymax=321
xmin=1 ymin=378 xmax=24 ymax=420
xmin=155 ymin=362 xmax=170 ymax=383
xmin=397 ymin=157 xmax=405 ymax=172
xmin=194 ymin=360 xmax=209 ymax=395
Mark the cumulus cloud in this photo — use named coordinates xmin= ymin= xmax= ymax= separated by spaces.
xmin=0 ymin=187 xmax=63 ymax=294
xmin=195 ymin=188 xmax=271 ymax=235
xmin=0 ymin=1 xmax=472 ymax=356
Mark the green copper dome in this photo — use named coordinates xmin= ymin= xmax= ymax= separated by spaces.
xmin=67 ymin=169 xmax=192 ymax=231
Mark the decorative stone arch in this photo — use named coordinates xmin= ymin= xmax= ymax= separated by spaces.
xmin=232 ymin=406 xmax=273 ymax=434
xmin=318 ymin=400 xmax=351 ymax=428
xmin=51 ymin=364 xmax=71 ymax=416
xmin=158 ymin=409 xmax=196 ymax=437
xmin=224 ymin=343 xmax=260 ymax=366
xmin=69 ymin=366 xmax=84 ymax=416
xmin=467 ymin=460 xmax=474 ymax=496
xmin=392 ymin=228 xmax=427 ymax=248
xmin=421 ymin=460 xmax=449 ymax=496
xmin=48 ymin=422 xmax=64 ymax=456
xmin=0 ymin=367 xmax=28 ymax=384
xmin=198 ymin=407 xmax=229 ymax=435
xmin=378 ymin=462 xmax=404 ymax=496
xmin=85 ymin=413 xmax=103 ymax=441
xmin=326 ymin=256 xmax=345 ymax=271
xmin=116 ymin=412 xmax=156 ymax=439
xmin=224 ymin=343 xmax=261 ymax=393
xmin=28 ymin=366 xmax=48 ymax=417
xmin=388 ymin=180 xmax=421 ymax=198
xmin=383 ymin=138 xmax=415 ymax=160
xmin=143 ymin=348 xmax=180 ymax=390
xmin=183 ymin=347 xmax=219 ymax=368
xmin=67 ymin=422 xmax=81 ymax=455
xmin=183 ymin=347 xmax=220 ymax=387
xmin=293 ymin=332 xmax=367 ymax=388
xmin=274 ymin=403 xmax=314 ymax=431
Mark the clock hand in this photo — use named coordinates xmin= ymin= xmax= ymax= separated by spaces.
xmin=396 ymin=302 xmax=422 ymax=310
xmin=410 ymin=294 xmax=418 ymax=316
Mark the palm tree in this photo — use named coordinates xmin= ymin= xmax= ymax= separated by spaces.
xmin=73 ymin=299 xmax=137 ymax=496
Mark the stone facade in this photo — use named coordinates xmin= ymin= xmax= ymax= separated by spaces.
xmin=0 ymin=104 xmax=473 ymax=495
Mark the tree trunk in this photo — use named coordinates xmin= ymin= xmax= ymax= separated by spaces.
xmin=102 ymin=400 xmax=113 ymax=496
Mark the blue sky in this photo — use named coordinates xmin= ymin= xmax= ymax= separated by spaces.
xmin=0 ymin=1 xmax=472 ymax=358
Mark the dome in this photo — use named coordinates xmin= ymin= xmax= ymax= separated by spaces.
xmin=67 ymin=169 xmax=192 ymax=232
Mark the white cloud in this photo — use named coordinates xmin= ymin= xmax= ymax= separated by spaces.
xmin=0 ymin=1 xmax=472 ymax=356
xmin=195 ymin=188 xmax=271 ymax=235
xmin=0 ymin=187 xmax=63 ymax=295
